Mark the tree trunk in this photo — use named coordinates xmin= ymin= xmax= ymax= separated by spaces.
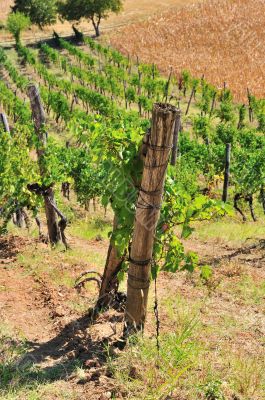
xmin=124 ymin=103 xmax=177 ymax=335
xmin=248 ymin=195 xmax=257 ymax=222
xmin=222 ymin=143 xmax=231 ymax=202
xmin=92 ymin=19 xmax=100 ymax=37
xmin=14 ymin=208 xmax=25 ymax=228
xmin=72 ymin=25 xmax=84 ymax=42
xmin=170 ymin=109 xmax=181 ymax=166
xmin=61 ymin=182 xmax=70 ymax=200
xmin=44 ymin=188 xmax=61 ymax=244
xmin=97 ymin=216 xmax=124 ymax=308
xmin=234 ymin=194 xmax=247 ymax=222
xmin=27 ymin=84 xmax=61 ymax=245
xmin=85 ymin=199 xmax=90 ymax=212
xmin=260 ymin=187 xmax=265 ymax=215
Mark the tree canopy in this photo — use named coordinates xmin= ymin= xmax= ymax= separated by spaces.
xmin=12 ymin=0 xmax=57 ymax=28
xmin=6 ymin=12 xmax=30 ymax=45
xmin=58 ymin=0 xmax=124 ymax=36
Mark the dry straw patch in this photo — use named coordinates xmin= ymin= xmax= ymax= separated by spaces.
xmin=0 ymin=0 xmax=199 ymax=43
xmin=110 ymin=0 xmax=265 ymax=102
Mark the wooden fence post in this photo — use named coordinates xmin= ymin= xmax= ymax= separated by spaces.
xmin=125 ymin=103 xmax=177 ymax=334
xmin=210 ymin=92 xmax=217 ymax=117
xmin=170 ymin=109 xmax=181 ymax=166
xmin=185 ymin=87 xmax=195 ymax=115
xmin=0 ymin=113 xmax=10 ymax=133
xmin=247 ymin=88 xmax=253 ymax=122
xmin=222 ymin=143 xmax=231 ymax=203
xmin=28 ymin=84 xmax=61 ymax=245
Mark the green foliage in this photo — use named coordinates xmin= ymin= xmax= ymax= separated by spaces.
xmin=193 ymin=115 xmax=211 ymax=143
xmin=198 ymin=81 xmax=213 ymax=115
xmin=12 ymin=0 xmax=57 ymax=28
xmin=58 ymin=0 xmax=124 ymax=36
xmin=200 ymin=379 xmax=225 ymax=400
xmin=110 ymin=319 xmax=200 ymax=400
xmin=181 ymin=69 xmax=191 ymax=95
xmin=0 ymin=34 xmax=264 ymax=281
xmin=6 ymin=12 xmax=30 ymax=44
xmin=216 ymin=89 xmax=235 ymax=123
xmin=215 ymin=123 xmax=237 ymax=145
xmin=238 ymin=104 xmax=246 ymax=129
xmin=200 ymin=264 xmax=213 ymax=281
xmin=0 ymin=126 xmax=40 ymax=232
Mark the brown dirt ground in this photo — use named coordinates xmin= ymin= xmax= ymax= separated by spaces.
xmin=0 ymin=233 xmax=264 ymax=399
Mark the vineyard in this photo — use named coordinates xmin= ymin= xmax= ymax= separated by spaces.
xmin=0 ymin=26 xmax=265 ymax=400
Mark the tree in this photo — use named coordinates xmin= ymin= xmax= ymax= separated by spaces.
xmin=6 ymin=12 xmax=30 ymax=45
xmin=12 ymin=0 xmax=57 ymax=28
xmin=58 ymin=0 xmax=123 ymax=37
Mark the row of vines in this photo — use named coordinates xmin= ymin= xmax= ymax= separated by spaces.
xmin=0 ymin=32 xmax=264 ymax=329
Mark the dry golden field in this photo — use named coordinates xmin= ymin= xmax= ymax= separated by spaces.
xmin=0 ymin=0 xmax=198 ymax=21
xmin=109 ymin=0 xmax=265 ymax=102
xmin=0 ymin=0 xmax=197 ymax=42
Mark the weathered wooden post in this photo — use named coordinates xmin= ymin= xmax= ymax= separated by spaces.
xmin=0 ymin=113 xmax=10 ymax=133
xmin=185 ymin=87 xmax=195 ymax=115
xmin=170 ymin=109 xmax=181 ymax=166
xmin=222 ymin=143 xmax=231 ymax=203
xmin=260 ymin=186 xmax=265 ymax=215
xmin=125 ymin=103 xmax=177 ymax=334
xmin=247 ymin=88 xmax=253 ymax=122
xmin=28 ymin=84 xmax=61 ymax=245
xmin=210 ymin=91 xmax=217 ymax=117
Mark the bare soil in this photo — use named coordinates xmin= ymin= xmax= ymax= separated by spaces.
xmin=0 ymin=233 xmax=264 ymax=399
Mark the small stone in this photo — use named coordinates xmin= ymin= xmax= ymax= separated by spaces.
xmin=55 ymin=307 xmax=65 ymax=317
xmin=99 ymin=392 xmax=112 ymax=400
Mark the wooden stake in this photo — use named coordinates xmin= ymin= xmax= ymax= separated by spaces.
xmin=210 ymin=92 xmax=217 ymax=117
xmin=164 ymin=67 xmax=173 ymax=103
xmin=185 ymin=87 xmax=195 ymax=115
xmin=28 ymin=84 xmax=61 ymax=245
xmin=125 ymin=103 xmax=177 ymax=334
xmin=247 ymin=87 xmax=253 ymax=122
xmin=170 ymin=109 xmax=181 ymax=166
xmin=222 ymin=143 xmax=231 ymax=203
xmin=0 ymin=113 xmax=10 ymax=133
